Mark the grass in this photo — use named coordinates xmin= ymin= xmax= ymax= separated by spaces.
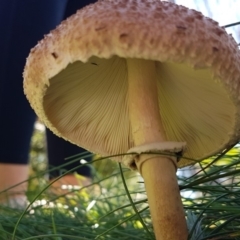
xmin=1 ymin=125 xmax=240 ymax=239
xmin=0 ymin=158 xmax=153 ymax=240
xmin=1 ymin=146 xmax=240 ymax=239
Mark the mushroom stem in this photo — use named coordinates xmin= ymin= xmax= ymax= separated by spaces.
xmin=127 ymin=58 xmax=188 ymax=240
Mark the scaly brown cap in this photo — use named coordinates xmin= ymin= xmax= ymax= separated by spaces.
xmin=23 ymin=0 xmax=240 ymax=167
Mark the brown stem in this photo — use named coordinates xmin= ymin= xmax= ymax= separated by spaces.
xmin=127 ymin=58 xmax=188 ymax=240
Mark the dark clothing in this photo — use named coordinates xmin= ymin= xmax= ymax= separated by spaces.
xmin=0 ymin=0 xmax=96 ymax=177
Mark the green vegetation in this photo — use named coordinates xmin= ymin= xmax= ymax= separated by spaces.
xmin=1 ymin=126 xmax=240 ymax=239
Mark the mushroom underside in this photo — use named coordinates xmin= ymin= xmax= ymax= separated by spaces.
xmin=43 ymin=56 xmax=236 ymax=167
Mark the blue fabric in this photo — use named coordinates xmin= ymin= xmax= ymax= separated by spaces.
xmin=0 ymin=0 xmax=96 ymax=177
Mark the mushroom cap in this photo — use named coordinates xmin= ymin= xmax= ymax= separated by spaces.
xmin=23 ymin=0 xmax=240 ymax=168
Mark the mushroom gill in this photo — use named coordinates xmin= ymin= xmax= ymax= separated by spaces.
xmin=43 ymin=56 xmax=236 ymax=167
xmin=43 ymin=56 xmax=133 ymax=157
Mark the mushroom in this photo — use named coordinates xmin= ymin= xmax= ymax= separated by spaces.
xmin=23 ymin=0 xmax=240 ymax=239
